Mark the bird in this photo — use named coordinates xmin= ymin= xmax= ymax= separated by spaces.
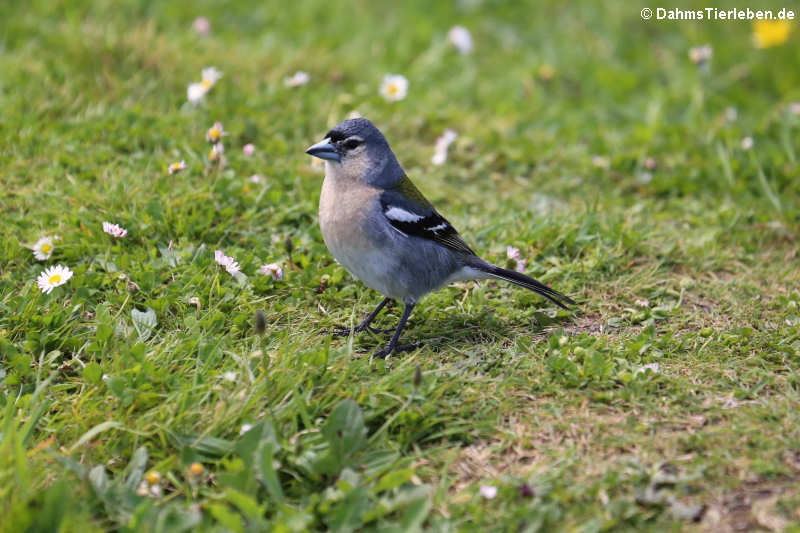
xmin=306 ymin=118 xmax=575 ymax=359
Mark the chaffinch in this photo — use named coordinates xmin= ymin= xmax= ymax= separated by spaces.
xmin=306 ymin=118 xmax=575 ymax=359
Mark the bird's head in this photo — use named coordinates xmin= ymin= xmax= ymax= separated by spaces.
xmin=306 ymin=118 xmax=404 ymax=187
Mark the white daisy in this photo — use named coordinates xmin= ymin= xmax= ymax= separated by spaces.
xmin=284 ymin=71 xmax=310 ymax=88
xmin=431 ymin=129 xmax=457 ymax=165
xmin=688 ymin=44 xmax=712 ymax=65
xmin=222 ymin=371 xmax=237 ymax=382
xmin=379 ymin=74 xmax=408 ymax=102
xmin=243 ymin=143 xmax=255 ymax=156
xmin=36 ymin=265 xmax=73 ymax=294
xmin=591 ymin=155 xmax=610 ymax=169
xmin=506 ymin=246 xmax=527 ymax=273
xmin=214 ymin=250 xmax=240 ymax=276
xmin=206 ymin=122 xmax=226 ymax=143
xmin=201 ymin=67 xmax=223 ymax=89
xmin=479 ymin=485 xmax=498 ymax=499
xmin=248 ymin=174 xmax=262 ymax=183
xmin=636 ymin=362 xmax=661 ymax=375
xmin=741 ymin=136 xmax=754 ymax=150
xmin=32 ymin=236 xmax=55 ymax=261
xmin=789 ymin=102 xmax=800 ymax=116
xmin=193 ymin=16 xmax=211 ymax=36
xmin=448 ymin=26 xmax=474 ymax=55
xmin=102 ymin=222 xmax=128 ymax=238
xmin=240 ymin=424 xmax=253 ymax=435
xmin=259 ymin=263 xmax=283 ymax=280
xmin=208 ymin=142 xmax=225 ymax=163
xmin=168 ymin=161 xmax=187 ymax=175
xmin=187 ymin=82 xmax=207 ymax=104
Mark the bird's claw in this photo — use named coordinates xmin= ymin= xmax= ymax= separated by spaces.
xmin=331 ymin=325 xmax=394 ymax=337
xmin=372 ymin=342 xmax=420 ymax=359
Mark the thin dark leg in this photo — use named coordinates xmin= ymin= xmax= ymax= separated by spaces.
xmin=332 ymin=297 xmax=393 ymax=337
xmin=373 ymin=303 xmax=418 ymax=359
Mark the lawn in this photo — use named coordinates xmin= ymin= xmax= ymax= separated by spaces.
xmin=2 ymin=1 xmax=799 ymax=531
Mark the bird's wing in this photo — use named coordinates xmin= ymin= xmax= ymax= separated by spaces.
xmin=380 ymin=177 xmax=476 ymax=256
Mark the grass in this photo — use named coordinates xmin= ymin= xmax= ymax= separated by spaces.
xmin=2 ymin=0 xmax=799 ymax=531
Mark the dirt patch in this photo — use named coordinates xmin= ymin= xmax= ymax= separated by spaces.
xmin=698 ymin=479 xmax=798 ymax=532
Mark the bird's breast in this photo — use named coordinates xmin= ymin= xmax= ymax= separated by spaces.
xmin=319 ymin=175 xmax=379 ymax=259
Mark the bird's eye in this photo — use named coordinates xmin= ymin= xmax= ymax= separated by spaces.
xmin=342 ymin=138 xmax=362 ymax=150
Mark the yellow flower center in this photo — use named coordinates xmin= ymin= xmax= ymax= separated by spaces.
xmin=41 ymin=244 xmax=52 ymax=254
xmin=201 ymin=79 xmax=213 ymax=89
xmin=48 ymin=274 xmax=62 ymax=284
xmin=209 ymin=127 xmax=220 ymax=140
xmin=387 ymin=84 xmax=398 ymax=95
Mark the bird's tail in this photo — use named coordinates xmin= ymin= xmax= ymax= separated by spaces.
xmin=468 ymin=259 xmax=576 ymax=310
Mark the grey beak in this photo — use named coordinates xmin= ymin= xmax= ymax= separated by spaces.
xmin=305 ymin=138 xmax=341 ymax=162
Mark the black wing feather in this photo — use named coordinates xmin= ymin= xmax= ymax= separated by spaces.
xmin=380 ymin=189 xmax=476 ymax=256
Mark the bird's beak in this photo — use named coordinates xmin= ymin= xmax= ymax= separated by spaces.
xmin=305 ymin=138 xmax=341 ymax=162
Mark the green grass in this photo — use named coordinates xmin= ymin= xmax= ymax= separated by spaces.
xmin=2 ymin=1 xmax=800 ymax=531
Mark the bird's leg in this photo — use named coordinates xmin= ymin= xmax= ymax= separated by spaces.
xmin=372 ymin=303 xmax=418 ymax=359
xmin=332 ymin=297 xmax=393 ymax=337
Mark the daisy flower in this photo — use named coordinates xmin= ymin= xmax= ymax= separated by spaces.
xmin=259 ymin=263 xmax=283 ymax=280
xmin=206 ymin=122 xmax=226 ymax=143
xmin=284 ymin=71 xmax=310 ymax=88
xmin=168 ymin=160 xmax=187 ymax=175
xmin=431 ymin=129 xmax=457 ymax=165
xmin=591 ymin=155 xmax=610 ymax=169
xmin=379 ymin=74 xmax=408 ymax=102
xmin=479 ymin=485 xmax=498 ymax=499
xmin=448 ymin=26 xmax=474 ymax=55
xmin=688 ymin=44 xmax=712 ymax=65
xmin=187 ymin=82 xmax=207 ymax=104
xmin=506 ymin=246 xmax=528 ymax=273
xmin=248 ymin=174 xmax=262 ymax=183
xmin=102 ymin=222 xmax=128 ymax=238
xmin=222 ymin=371 xmax=237 ymax=382
xmin=243 ymin=143 xmax=255 ymax=156
xmin=753 ymin=20 xmax=791 ymax=48
xmin=36 ymin=265 xmax=73 ymax=294
xmin=201 ymin=67 xmax=223 ymax=89
xmin=208 ymin=142 xmax=224 ymax=163
xmin=32 ymin=236 xmax=55 ymax=261
xmin=789 ymin=103 xmax=800 ymax=116
xmin=741 ymin=136 xmax=754 ymax=151
xmin=214 ymin=250 xmax=240 ymax=275
xmin=193 ymin=16 xmax=211 ymax=36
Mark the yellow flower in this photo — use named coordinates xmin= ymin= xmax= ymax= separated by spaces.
xmin=753 ymin=20 xmax=791 ymax=48
xmin=188 ymin=462 xmax=204 ymax=476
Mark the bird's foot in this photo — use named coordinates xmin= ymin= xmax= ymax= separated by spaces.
xmin=331 ymin=324 xmax=394 ymax=337
xmin=372 ymin=342 xmax=420 ymax=360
